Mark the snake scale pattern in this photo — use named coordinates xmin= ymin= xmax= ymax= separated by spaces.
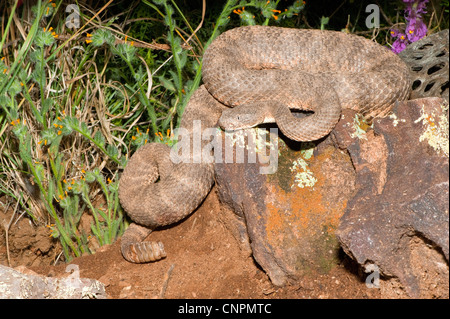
xmin=119 ymin=26 xmax=411 ymax=263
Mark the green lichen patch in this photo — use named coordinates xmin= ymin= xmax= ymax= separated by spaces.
xmin=350 ymin=113 xmax=372 ymax=140
xmin=414 ymin=102 xmax=449 ymax=157
xmin=271 ymin=140 xmax=317 ymax=192
xmin=290 ymin=158 xmax=317 ymax=189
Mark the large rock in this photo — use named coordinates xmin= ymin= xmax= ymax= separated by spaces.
xmin=0 ymin=264 xmax=107 ymax=299
xmin=215 ymin=126 xmax=356 ymax=286
xmin=336 ymin=97 xmax=449 ymax=298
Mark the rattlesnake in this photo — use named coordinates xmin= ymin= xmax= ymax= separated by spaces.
xmin=119 ymin=86 xmax=225 ymax=262
xmin=204 ymin=26 xmax=410 ymax=141
xmin=119 ymin=26 xmax=411 ymax=263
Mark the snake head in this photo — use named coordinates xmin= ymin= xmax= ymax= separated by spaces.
xmin=218 ymin=103 xmax=275 ymax=131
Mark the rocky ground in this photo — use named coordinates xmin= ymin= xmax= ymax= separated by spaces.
xmin=1 ymin=188 xmax=383 ymax=299
xmin=0 ymin=98 xmax=448 ymax=299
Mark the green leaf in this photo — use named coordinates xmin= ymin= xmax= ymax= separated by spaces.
xmin=80 ymin=122 xmax=90 ymax=135
xmin=96 ymin=208 xmax=108 ymax=222
xmin=0 ymin=95 xmax=11 ymax=108
xmin=91 ymin=29 xmax=115 ymax=47
xmin=159 ymin=76 xmax=176 ymax=92
xmin=108 ymin=181 xmax=119 ymax=193
xmin=120 ymin=157 xmax=128 ymax=167
xmin=34 ymin=162 xmax=45 ymax=184
xmin=85 ymin=171 xmax=96 ymax=183
xmin=106 ymin=144 xmax=119 ymax=158
xmin=92 ymin=167 xmax=101 ymax=177
xmin=8 ymin=79 xmax=23 ymax=97
xmin=48 ymin=135 xmax=62 ymax=157
xmin=19 ymin=135 xmax=32 ymax=164
xmin=41 ymin=129 xmax=57 ymax=145
xmin=94 ymin=130 xmax=106 ymax=147
xmin=169 ymin=70 xmax=180 ymax=90
xmin=47 ymin=178 xmax=55 ymax=203
xmin=320 ymin=16 xmax=330 ymax=30
xmin=66 ymin=116 xmax=79 ymax=129
xmin=41 ymin=98 xmax=53 ymax=117
xmin=53 ymin=153 xmax=64 ymax=180
xmin=90 ymin=222 xmax=101 ymax=239
xmin=152 ymin=0 xmax=166 ymax=5
xmin=178 ymin=50 xmax=188 ymax=70
xmin=34 ymin=29 xmax=55 ymax=48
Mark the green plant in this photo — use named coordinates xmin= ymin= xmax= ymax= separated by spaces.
xmin=0 ymin=0 xmax=128 ymax=261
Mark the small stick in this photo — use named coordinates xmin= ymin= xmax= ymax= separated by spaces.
xmin=159 ymin=263 xmax=175 ymax=299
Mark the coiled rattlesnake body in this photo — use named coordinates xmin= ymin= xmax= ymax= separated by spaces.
xmin=119 ymin=26 xmax=411 ymax=263
xmin=203 ymin=26 xmax=411 ymax=141
xmin=119 ymin=86 xmax=225 ymax=262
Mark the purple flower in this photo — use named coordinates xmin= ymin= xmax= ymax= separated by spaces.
xmin=391 ymin=33 xmax=409 ymax=54
xmin=390 ymin=29 xmax=400 ymax=38
xmin=415 ymin=0 xmax=429 ymax=14
xmin=390 ymin=0 xmax=429 ymax=53
xmin=406 ymin=19 xmax=427 ymax=41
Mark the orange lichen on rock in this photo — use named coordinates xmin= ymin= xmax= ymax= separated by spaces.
xmin=264 ymin=145 xmax=354 ymax=273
